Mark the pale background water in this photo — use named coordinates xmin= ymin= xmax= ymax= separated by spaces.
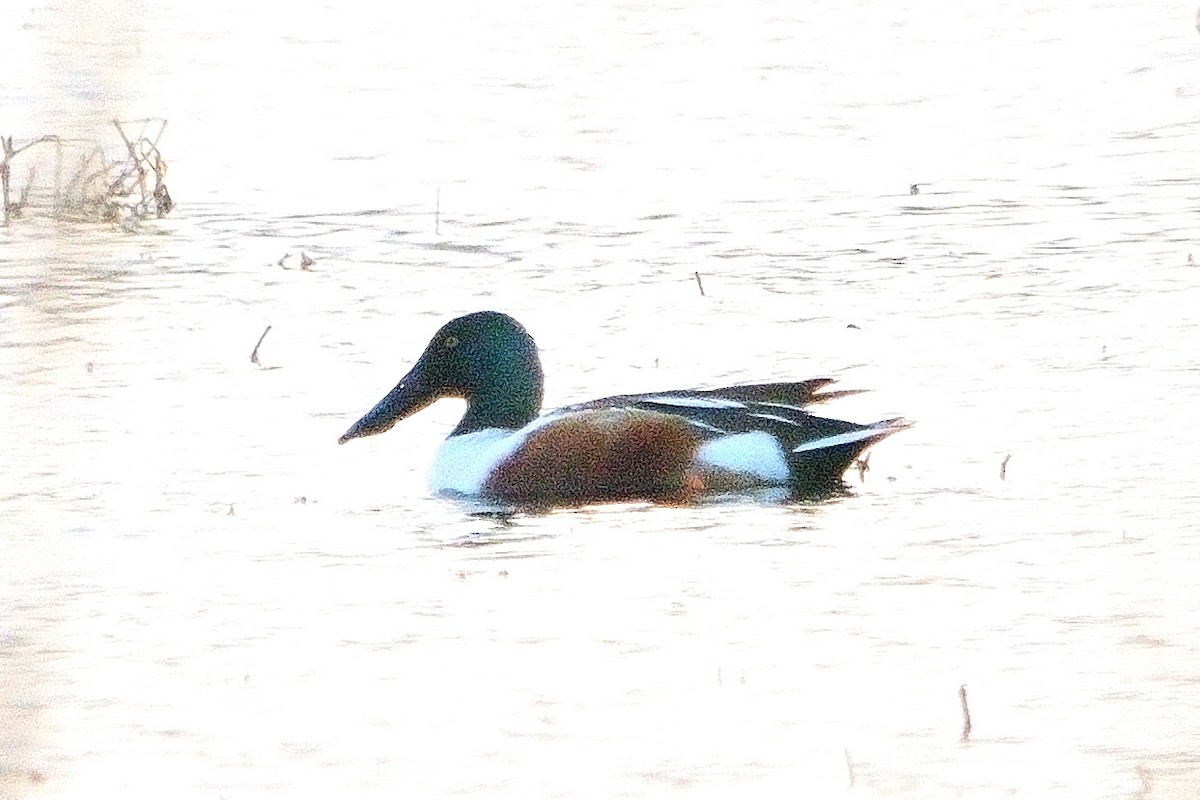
xmin=3 ymin=0 xmax=1200 ymax=797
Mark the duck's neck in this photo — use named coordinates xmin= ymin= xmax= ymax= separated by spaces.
xmin=452 ymin=362 xmax=543 ymax=436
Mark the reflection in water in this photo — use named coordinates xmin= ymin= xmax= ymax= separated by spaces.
xmin=4 ymin=0 xmax=1200 ymax=797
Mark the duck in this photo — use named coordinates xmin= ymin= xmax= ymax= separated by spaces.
xmin=338 ymin=311 xmax=909 ymax=504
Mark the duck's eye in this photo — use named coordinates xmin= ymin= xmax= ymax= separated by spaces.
xmin=443 ymin=335 xmax=460 ymax=349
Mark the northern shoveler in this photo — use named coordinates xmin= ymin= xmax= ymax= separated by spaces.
xmin=338 ymin=311 xmax=909 ymax=503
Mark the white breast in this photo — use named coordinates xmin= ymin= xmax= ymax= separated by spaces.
xmin=428 ymin=428 xmax=525 ymax=495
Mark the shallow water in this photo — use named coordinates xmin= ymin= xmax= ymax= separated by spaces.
xmin=3 ymin=1 xmax=1200 ymax=797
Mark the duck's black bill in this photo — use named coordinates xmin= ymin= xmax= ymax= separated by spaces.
xmin=338 ymin=364 xmax=436 ymax=444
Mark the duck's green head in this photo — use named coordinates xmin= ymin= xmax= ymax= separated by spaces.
xmin=338 ymin=311 xmax=545 ymax=443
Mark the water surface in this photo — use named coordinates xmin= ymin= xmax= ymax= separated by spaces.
xmin=3 ymin=1 xmax=1200 ymax=797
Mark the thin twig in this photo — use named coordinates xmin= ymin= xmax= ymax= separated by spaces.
xmin=146 ymin=118 xmax=168 ymax=151
xmin=53 ymin=138 xmax=63 ymax=209
xmin=854 ymin=453 xmax=870 ymax=482
xmin=2 ymin=137 xmax=10 ymax=226
xmin=12 ymin=165 xmax=35 ymax=217
xmin=111 ymin=119 xmax=135 ymax=153
xmin=0 ymin=134 xmax=59 ymax=165
xmin=250 ymin=325 xmax=272 ymax=366
xmin=959 ymin=684 xmax=972 ymax=743
xmin=1135 ymin=765 xmax=1153 ymax=797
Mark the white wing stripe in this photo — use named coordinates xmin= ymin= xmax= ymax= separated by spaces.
xmin=748 ymin=412 xmax=799 ymax=425
xmin=790 ymin=427 xmax=887 ymax=454
xmin=642 ymin=396 xmax=747 ymax=410
xmin=755 ymin=401 xmax=809 ymax=412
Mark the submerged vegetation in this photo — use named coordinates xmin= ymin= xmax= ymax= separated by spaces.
xmin=0 ymin=117 xmax=173 ymax=227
